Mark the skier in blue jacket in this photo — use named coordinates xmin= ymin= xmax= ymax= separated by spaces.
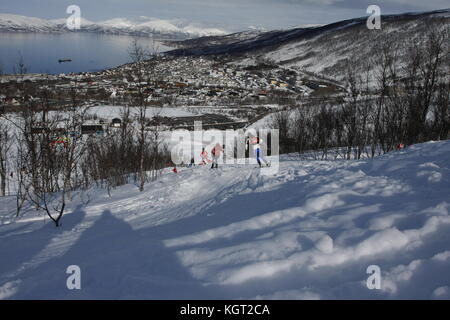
xmin=246 ymin=136 xmax=270 ymax=167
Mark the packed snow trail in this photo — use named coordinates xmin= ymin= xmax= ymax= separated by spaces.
xmin=0 ymin=140 xmax=449 ymax=299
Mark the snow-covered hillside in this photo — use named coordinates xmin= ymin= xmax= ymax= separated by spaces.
xmin=0 ymin=14 xmax=228 ymax=39
xmin=168 ymin=9 xmax=450 ymax=81
xmin=0 ymin=140 xmax=449 ymax=299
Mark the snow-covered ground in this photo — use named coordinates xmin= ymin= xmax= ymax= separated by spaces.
xmin=0 ymin=140 xmax=449 ymax=299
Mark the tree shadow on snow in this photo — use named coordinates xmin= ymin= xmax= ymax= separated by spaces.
xmin=6 ymin=209 xmax=222 ymax=299
xmin=0 ymin=205 xmax=86 ymax=282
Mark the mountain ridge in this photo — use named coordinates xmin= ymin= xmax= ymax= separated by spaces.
xmin=0 ymin=13 xmax=228 ymax=40
xmin=165 ymin=8 xmax=450 ymax=80
xmin=167 ymin=8 xmax=450 ymax=54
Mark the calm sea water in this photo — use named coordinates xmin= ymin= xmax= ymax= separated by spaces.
xmin=0 ymin=32 xmax=171 ymax=75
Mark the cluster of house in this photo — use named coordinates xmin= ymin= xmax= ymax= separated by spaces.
xmin=0 ymin=94 xmax=19 ymax=106
xmin=0 ymin=93 xmax=42 ymax=106
xmin=0 ymin=55 xmax=330 ymax=108
xmin=30 ymin=117 xmax=124 ymax=143
xmin=113 ymin=56 xmax=323 ymax=104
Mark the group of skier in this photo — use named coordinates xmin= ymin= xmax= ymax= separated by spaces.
xmin=195 ymin=135 xmax=270 ymax=170
xmin=199 ymin=143 xmax=225 ymax=169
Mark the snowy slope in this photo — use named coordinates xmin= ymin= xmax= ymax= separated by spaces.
xmin=0 ymin=14 xmax=228 ymax=39
xmin=167 ymin=9 xmax=450 ymax=80
xmin=0 ymin=140 xmax=450 ymax=299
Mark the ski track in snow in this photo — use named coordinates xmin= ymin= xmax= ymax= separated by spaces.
xmin=0 ymin=140 xmax=449 ymax=299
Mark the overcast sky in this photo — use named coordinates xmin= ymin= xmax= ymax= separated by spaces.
xmin=0 ymin=0 xmax=448 ymax=31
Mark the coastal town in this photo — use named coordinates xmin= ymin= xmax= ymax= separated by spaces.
xmin=0 ymin=55 xmax=342 ymax=117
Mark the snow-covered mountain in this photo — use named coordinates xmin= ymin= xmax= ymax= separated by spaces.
xmin=1 ymin=139 xmax=449 ymax=299
xmin=0 ymin=14 xmax=56 ymax=32
xmin=0 ymin=14 xmax=228 ymax=39
xmin=168 ymin=8 xmax=450 ymax=79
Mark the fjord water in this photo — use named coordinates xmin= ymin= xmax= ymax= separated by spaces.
xmin=0 ymin=32 xmax=171 ymax=75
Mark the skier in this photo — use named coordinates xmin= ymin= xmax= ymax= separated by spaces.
xmin=188 ymin=157 xmax=195 ymax=168
xmin=200 ymin=147 xmax=210 ymax=165
xmin=210 ymin=143 xmax=224 ymax=169
xmin=246 ymin=135 xmax=270 ymax=168
xmin=396 ymin=143 xmax=405 ymax=150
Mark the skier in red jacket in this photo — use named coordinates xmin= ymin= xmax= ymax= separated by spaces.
xmin=200 ymin=147 xmax=210 ymax=165
xmin=210 ymin=143 xmax=224 ymax=169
